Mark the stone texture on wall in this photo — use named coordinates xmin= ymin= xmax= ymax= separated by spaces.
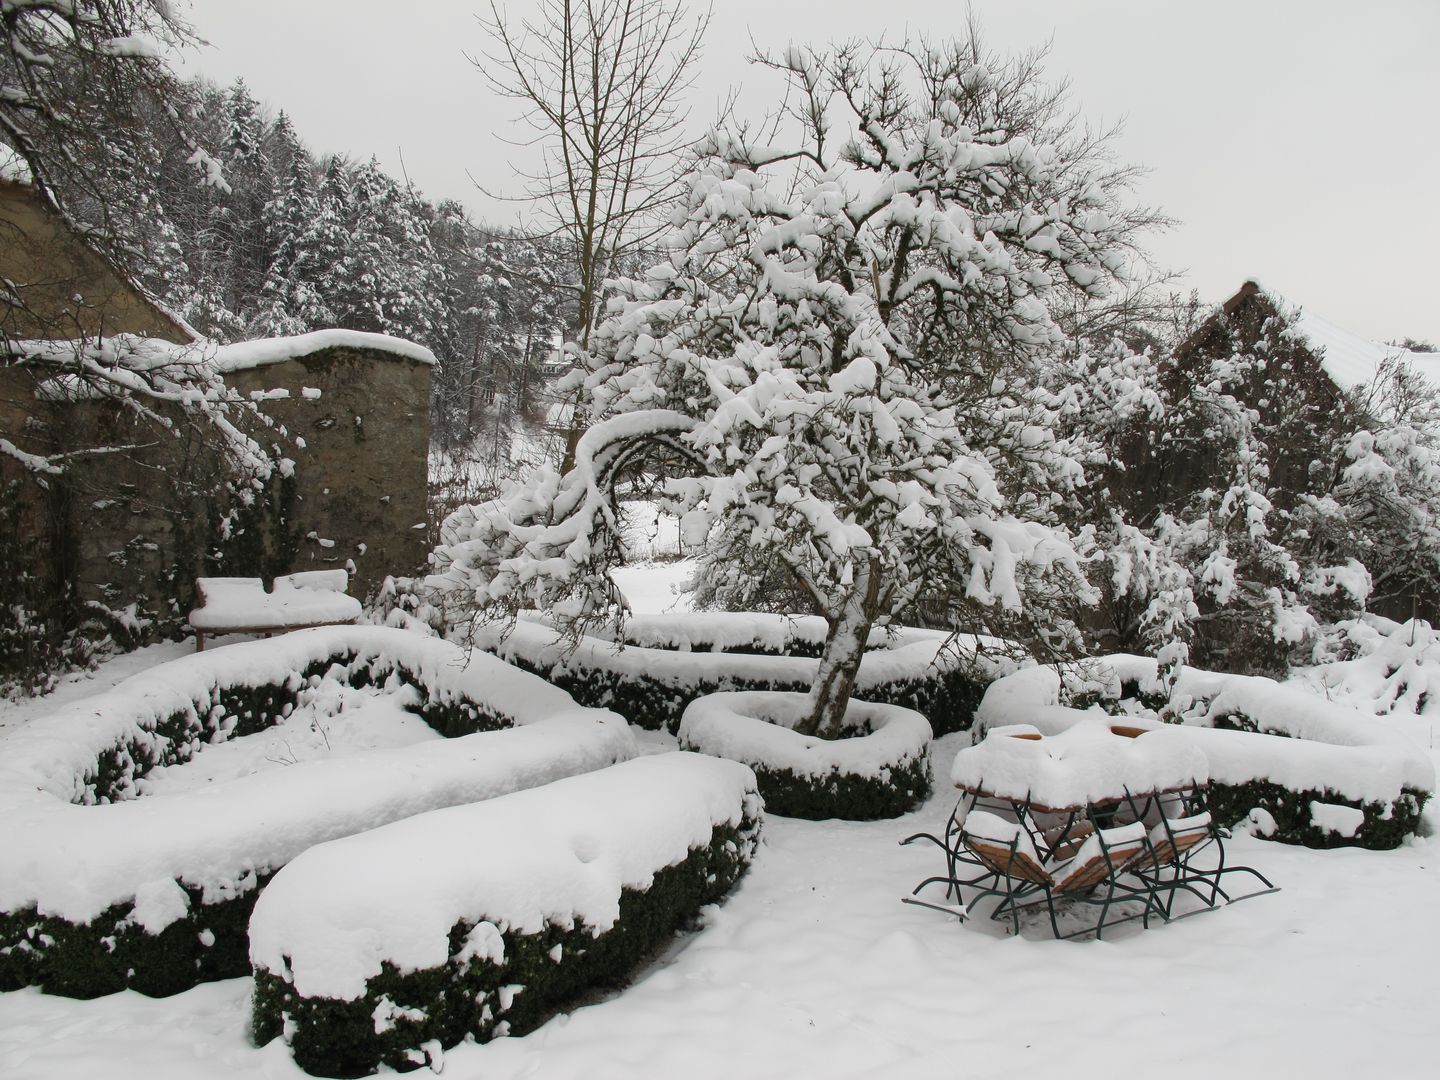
xmin=225 ymin=345 xmax=432 ymax=599
xmin=0 ymin=178 xmax=192 ymax=344
xmin=0 ymin=337 xmax=432 ymax=645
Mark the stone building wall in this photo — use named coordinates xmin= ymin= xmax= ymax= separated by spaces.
xmin=223 ymin=340 xmax=432 ymax=599
xmin=1 ymin=334 xmax=432 ymax=646
xmin=0 ymin=178 xmax=192 ymax=344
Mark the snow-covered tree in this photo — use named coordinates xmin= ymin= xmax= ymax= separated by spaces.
xmin=0 ymin=0 xmax=226 ymax=233
xmin=1097 ymin=292 xmax=1440 ymax=675
xmin=431 ymin=37 xmax=1157 ymax=737
xmin=252 ymin=112 xmax=317 ymax=337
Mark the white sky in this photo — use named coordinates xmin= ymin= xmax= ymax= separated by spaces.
xmin=177 ymin=0 xmax=1440 ymax=345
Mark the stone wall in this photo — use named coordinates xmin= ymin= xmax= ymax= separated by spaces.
xmin=0 ymin=336 xmax=432 ymax=655
xmin=224 ymin=343 xmax=432 ymax=599
xmin=0 ymin=178 xmax=191 ymax=344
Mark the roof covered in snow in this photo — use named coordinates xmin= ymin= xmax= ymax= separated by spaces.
xmin=1236 ymin=280 xmax=1440 ymax=392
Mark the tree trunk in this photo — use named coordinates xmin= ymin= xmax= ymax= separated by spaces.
xmin=797 ymin=559 xmax=882 ymax=740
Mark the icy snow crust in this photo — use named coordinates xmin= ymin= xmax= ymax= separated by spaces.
xmin=0 ymin=627 xmax=634 ymax=928
xmin=972 ymin=656 xmax=1434 ymax=806
xmin=248 ymin=752 xmax=758 ymax=1001
xmin=679 ymin=691 xmax=931 ymax=781
xmin=953 ymin=716 xmax=1208 ymax=809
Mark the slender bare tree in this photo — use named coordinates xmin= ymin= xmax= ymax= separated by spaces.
xmin=476 ymin=0 xmax=711 ymax=469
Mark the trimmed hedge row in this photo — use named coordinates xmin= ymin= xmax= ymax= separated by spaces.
xmin=733 ymin=755 xmax=931 ymax=821
xmin=677 ymin=693 xmax=932 ymax=820
xmin=0 ymin=628 xmax=632 ymax=998
xmin=1206 ymin=779 xmax=1428 ymax=851
xmin=485 ymin=619 xmax=994 ymax=735
xmin=252 ymin=817 xmax=757 ymax=1078
xmin=0 ymin=872 xmax=273 ymax=998
xmin=249 ymin=754 xmax=762 ymax=1077
xmin=973 ymin=657 xmax=1434 ymax=850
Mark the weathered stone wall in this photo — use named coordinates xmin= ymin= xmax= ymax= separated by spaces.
xmin=0 ymin=179 xmax=191 ymax=344
xmin=0 ymin=341 xmax=431 ymax=650
xmin=225 ymin=346 xmax=431 ymax=599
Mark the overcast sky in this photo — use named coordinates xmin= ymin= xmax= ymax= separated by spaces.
xmin=177 ymin=0 xmax=1439 ymax=345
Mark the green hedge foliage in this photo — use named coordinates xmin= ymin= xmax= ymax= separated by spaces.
xmin=496 ymin=633 xmax=986 ymax=736
xmin=251 ymin=811 xmax=760 ymax=1078
xmin=0 ymin=651 xmax=516 ymax=998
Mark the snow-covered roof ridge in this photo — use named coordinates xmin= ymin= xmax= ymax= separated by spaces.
xmin=0 ymin=141 xmax=33 ymax=186
xmin=213 ymin=329 xmax=437 ymax=371
xmin=1240 ymin=279 xmax=1440 ymax=393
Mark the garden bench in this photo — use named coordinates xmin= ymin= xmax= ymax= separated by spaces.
xmin=188 ymin=570 xmax=362 ymax=650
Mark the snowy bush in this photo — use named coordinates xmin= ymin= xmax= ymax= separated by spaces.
xmin=1093 ymin=285 xmax=1440 ymax=676
xmin=974 ymin=656 xmax=1434 ymax=849
xmin=249 ymin=753 xmax=761 ymax=1078
xmin=1296 ymin=615 xmax=1440 ymax=717
xmin=0 ymin=626 xmax=635 ymax=998
xmin=679 ymin=692 xmax=931 ymax=819
xmin=478 ymin=616 xmax=1008 ymax=734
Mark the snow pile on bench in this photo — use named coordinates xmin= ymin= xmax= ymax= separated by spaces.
xmin=0 ymin=626 xmax=634 ymax=997
xmin=952 ymin=717 xmax=1207 ymax=809
xmin=973 ymin=656 xmax=1433 ymax=848
xmin=679 ymin=691 xmax=931 ymax=819
xmin=188 ymin=570 xmax=362 ymax=634
xmin=250 ymin=752 xmax=761 ymax=1077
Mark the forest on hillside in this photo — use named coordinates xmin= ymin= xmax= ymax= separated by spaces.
xmin=32 ymin=72 xmax=573 ymax=461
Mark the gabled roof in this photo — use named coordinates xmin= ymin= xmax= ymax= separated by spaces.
xmin=1224 ymin=279 xmax=1440 ymax=393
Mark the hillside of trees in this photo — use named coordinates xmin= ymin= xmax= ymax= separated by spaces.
xmin=36 ymin=73 xmax=571 ymax=463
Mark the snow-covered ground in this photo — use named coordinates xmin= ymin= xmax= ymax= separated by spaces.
xmin=3 ymin=579 xmax=1439 ymax=1079
xmin=137 ymin=678 xmax=437 ymax=797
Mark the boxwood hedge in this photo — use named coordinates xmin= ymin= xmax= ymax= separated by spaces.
xmin=0 ymin=629 xmax=629 ymax=998
xmin=251 ymin=806 xmax=761 ymax=1077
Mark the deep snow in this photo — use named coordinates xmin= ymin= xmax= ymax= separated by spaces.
xmin=2 ymin=579 xmax=1439 ymax=1078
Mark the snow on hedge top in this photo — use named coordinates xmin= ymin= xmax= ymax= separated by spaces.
xmin=212 ymin=329 xmax=436 ymax=371
xmin=0 ymin=626 xmax=604 ymax=804
xmin=951 ymin=716 xmax=1207 ymax=809
xmin=973 ymin=655 xmax=1435 ymax=803
xmin=521 ymin=610 xmax=959 ymax=654
xmin=0 ymin=627 xmax=635 ymax=925
xmin=679 ymin=691 xmax=931 ymax=780
xmin=488 ymin=618 xmax=1005 ymax=690
xmin=0 ymin=712 xmax=634 ymax=927
xmin=1252 ymin=281 xmax=1440 ymax=392
xmin=249 ymin=752 xmax=759 ymax=1001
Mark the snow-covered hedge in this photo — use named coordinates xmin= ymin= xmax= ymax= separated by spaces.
xmin=974 ymin=656 xmax=1434 ymax=849
xmin=679 ymin=691 xmax=931 ymax=819
xmin=0 ymin=627 xmax=635 ymax=998
xmin=480 ymin=616 xmax=1004 ymax=735
xmin=250 ymin=752 xmax=761 ymax=1077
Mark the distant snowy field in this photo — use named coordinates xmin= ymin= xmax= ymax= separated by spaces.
xmin=2 ymin=569 xmax=1439 ymax=1079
